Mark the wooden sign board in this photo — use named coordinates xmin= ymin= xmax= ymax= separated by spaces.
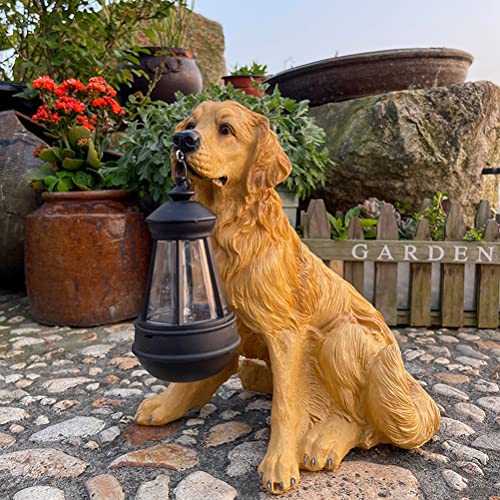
xmin=303 ymin=239 xmax=500 ymax=265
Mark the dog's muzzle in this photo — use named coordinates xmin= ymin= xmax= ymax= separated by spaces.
xmin=173 ymin=130 xmax=201 ymax=154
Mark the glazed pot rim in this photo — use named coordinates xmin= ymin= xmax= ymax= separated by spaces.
xmin=41 ymin=189 xmax=134 ymax=202
xmin=265 ymin=47 xmax=474 ymax=83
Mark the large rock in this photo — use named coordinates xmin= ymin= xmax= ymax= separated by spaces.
xmin=311 ymin=81 xmax=500 ymax=220
xmin=0 ymin=111 xmax=44 ymax=288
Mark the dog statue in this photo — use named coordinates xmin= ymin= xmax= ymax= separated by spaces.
xmin=135 ymin=100 xmax=440 ymax=495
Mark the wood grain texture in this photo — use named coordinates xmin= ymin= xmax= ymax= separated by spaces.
xmin=410 ymin=218 xmax=432 ymax=327
xmin=344 ymin=217 xmax=364 ymax=293
xmin=375 ymin=204 xmax=399 ymax=325
xmin=441 ymin=202 xmax=465 ymax=327
xmin=477 ymin=219 xmax=500 ymax=328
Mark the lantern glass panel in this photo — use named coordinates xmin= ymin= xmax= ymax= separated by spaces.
xmin=147 ymin=240 xmax=177 ymax=323
xmin=181 ymin=239 xmax=218 ymax=323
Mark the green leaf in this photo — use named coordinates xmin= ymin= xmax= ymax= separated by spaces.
xmin=61 ymin=148 xmax=77 ymax=159
xmin=68 ymin=126 xmax=91 ymax=147
xmin=86 ymin=141 xmax=101 ymax=169
xmin=62 ymin=158 xmax=85 ymax=170
xmin=56 ymin=177 xmax=74 ymax=192
xmin=38 ymin=147 xmax=60 ymax=163
xmin=29 ymin=164 xmax=55 ymax=180
xmin=73 ymin=171 xmax=93 ymax=191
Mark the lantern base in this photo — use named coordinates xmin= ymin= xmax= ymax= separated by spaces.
xmin=133 ymin=316 xmax=240 ymax=382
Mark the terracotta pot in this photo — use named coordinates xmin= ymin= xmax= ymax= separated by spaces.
xmin=25 ymin=190 xmax=152 ymax=326
xmin=265 ymin=48 xmax=474 ymax=106
xmin=120 ymin=47 xmax=203 ymax=103
xmin=222 ymin=75 xmax=266 ymax=96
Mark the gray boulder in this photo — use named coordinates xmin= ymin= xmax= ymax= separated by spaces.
xmin=310 ymin=81 xmax=500 ymax=219
xmin=0 ymin=111 xmax=44 ymax=288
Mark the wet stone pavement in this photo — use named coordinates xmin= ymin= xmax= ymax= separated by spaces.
xmin=0 ymin=291 xmax=498 ymax=500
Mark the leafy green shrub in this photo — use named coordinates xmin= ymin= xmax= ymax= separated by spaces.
xmin=0 ymin=0 xmax=175 ymax=87
xmin=107 ymin=83 xmax=332 ymax=204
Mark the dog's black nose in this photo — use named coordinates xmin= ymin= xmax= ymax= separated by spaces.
xmin=173 ymin=130 xmax=201 ymax=154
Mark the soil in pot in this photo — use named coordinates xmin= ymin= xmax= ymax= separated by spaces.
xmin=25 ymin=190 xmax=152 ymax=326
xmin=119 ymin=47 xmax=203 ymax=103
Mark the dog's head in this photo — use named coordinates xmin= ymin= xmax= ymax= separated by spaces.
xmin=172 ymin=101 xmax=291 ymax=198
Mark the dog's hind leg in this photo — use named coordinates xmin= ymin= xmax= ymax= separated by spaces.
xmin=135 ymin=355 xmax=238 ymax=426
xmin=366 ymin=343 xmax=440 ymax=448
xmin=300 ymin=413 xmax=362 ymax=471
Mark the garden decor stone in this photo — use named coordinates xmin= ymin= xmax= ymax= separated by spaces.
xmin=311 ymin=81 xmax=500 ymax=220
xmin=0 ymin=111 xmax=43 ymax=287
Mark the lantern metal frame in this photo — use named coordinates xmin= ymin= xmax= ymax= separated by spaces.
xmin=132 ymin=152 xmax=240 ymax=382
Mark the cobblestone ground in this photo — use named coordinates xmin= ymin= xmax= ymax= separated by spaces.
xmin=0 ymin=291 xmax=498 ymax=500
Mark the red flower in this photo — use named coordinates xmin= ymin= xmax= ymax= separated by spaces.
xmin=54 ymin=96 xmax=86 ymax=114
xmin=32 ymin=105 xmax=61 ymax=123
xmin=91 ymin=96 xmax=125 ymax=115
xmin=32 ymin=76 xmax=57 ymax=92
xmin=87 ymin=76 xmax=117 ymax=97
xmin=55 ymin=78 xmax=86 ymax=96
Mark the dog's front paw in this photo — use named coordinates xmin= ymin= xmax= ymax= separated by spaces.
xmin=135 ymin=394 xmax=178 ymax=426
xmin=257 ymin=451 xmax=300 ymax=495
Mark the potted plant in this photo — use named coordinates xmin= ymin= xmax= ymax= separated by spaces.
xmin=24 ymin=76 xmax=151 ymax=326
xmin=120 ymin=0 xmax=203 ymax=103
xmin=106 ymin=82 xmax=332 ymax=226
xmin=222 ymin=62 xmax=268 ymax=97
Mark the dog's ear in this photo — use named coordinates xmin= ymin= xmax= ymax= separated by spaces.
xmin=247 ymin=115 xmax=292 ymax=191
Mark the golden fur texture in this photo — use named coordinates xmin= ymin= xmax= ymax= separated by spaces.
xmin=135 ymin=100 xmax=441 ymax=495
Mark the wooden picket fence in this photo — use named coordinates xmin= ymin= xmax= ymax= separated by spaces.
xmin=302 ymin=198 xmax=500 ymax=328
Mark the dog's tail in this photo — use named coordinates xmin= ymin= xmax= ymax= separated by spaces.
xmin=365 ymin=343 xmax=440 ymax=449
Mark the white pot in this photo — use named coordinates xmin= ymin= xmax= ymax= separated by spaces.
xmin=276 ymin=186 xmax=299 ymax=227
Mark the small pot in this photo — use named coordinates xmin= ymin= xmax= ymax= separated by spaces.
xmin=222 ymin=75 xmax=266 ymax=96
xmin=120 ymin=47 xmax=203 ymax=103
xmin=25 ymin=190 xmax=152 ymax=326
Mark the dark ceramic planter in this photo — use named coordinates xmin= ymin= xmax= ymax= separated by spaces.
xmin=221 ymin=75 xmax=266 ymax=96
xmin=25 ymin=190 xmax=152 ymax=326
xmin=265 ymin=48 xmax=474 ymax=106
xmin=0 ymin=82 xmax=41 ymax=116
xmin=120 ymin=47 xmax=203 ymax=103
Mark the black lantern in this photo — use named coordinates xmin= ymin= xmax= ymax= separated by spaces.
xmin=133 ymin=151 xmax=240 ymax=382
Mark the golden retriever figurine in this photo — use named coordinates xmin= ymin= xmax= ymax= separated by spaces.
xmin=135 ymin=100 xmax=440 ymax=495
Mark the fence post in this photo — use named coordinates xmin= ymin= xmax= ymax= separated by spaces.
xmin=304 ymin=199 xmax=343 ymax=275
xmin=410 ymin=218 xmax=432 ymax=326
xmin=477 ymin=216 xmax=500 ymax=328
xmin=344 ymin=217 xmax=364 ymax=294
xmin=374 ymin=204 xmax=399 ymax=325
xmin=441 ymin=202 xmax=466 ymax=327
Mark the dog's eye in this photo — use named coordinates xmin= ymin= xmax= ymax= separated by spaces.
xmin=185 ymin=122 xmax=196 ymax=130
xmin=219 ymin=123 xmax=233 ymax=136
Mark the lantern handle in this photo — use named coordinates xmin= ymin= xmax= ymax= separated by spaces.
xmin=170 ymin=147 xmax=194 ymax=200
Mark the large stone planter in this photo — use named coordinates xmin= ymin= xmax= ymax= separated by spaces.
xmin=310 ymin=81 xmax=500 ymax=221
xmin=0 ymin=111 xmax=45 ymax=289
xmin=25 ymin=190 xmax=151 ymax=326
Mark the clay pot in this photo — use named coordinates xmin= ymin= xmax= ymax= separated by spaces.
xmin=222 ymin=75 xmax=266 ymax=96
xmin=25 ymin=190 xmax=152 ymax=326
xmin=265 ymin=48 xmax=474 ymax=106
xmin=120 ymin=47 xmax=203 ymax=103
